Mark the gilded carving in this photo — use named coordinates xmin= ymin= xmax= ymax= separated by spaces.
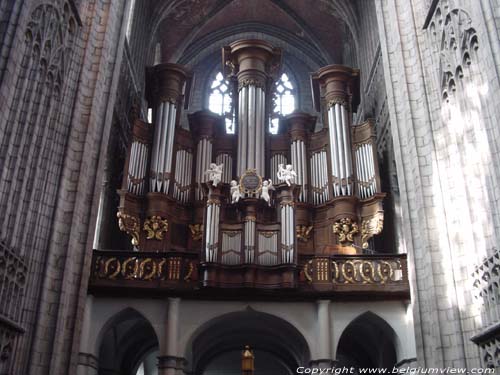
xmin=117 ymin=211 xmax=140 ymax=246
xmin=333 ymin=218 xmax=359 ymax=243
xmin=239 ymin=169 xmax=262 ymax=195
xmin=143 ymin=216 xmax=169 ymax=240
xmin=361 ymin=215 xmax=384 ymax=249
xmin=94 ymin=255 xmax=194 ymax=283
xmin=327 ymin=97 xmax=347 ymax=107
xmin=296 ymin=225 xmax=313 ymax=242
xmin=238 ymin=78 xmax=265 ymax=90
xmin=189 ymin=224 xmax=204 ymax=241
xmin=331 ymin=258 xmax=401 ymax=285
xmin=260 ymin=231 xmax=277 ymax=238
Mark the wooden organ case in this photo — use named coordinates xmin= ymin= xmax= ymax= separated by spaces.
xmin=96 ymin=39 xmax=409 ymax=298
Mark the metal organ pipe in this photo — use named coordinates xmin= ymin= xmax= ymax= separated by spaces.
xmin=127 ymin=119 xmax=151 ymax=196
xmin=341 ymin=105 xmax=352 ymax=195
xmin=237 ymin=85 xmax=266 ymax=176
xmin=216 ymin=154 xmax=233 ymax=183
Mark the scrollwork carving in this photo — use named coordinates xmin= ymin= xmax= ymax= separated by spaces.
xmin=333 ymin=218 xmax=359 ymax=243
xmin=143 ymin=216 xmax=169 ymax=240
xmin=296 ymin=225 xmax=313 ymax=242
xmin=117 ymin=212 xmax=140 ymax=246
xmin=361 ymin=214 xmax=384 ymax=249
xmin=189 ymin=224 xmax=203 ymax=241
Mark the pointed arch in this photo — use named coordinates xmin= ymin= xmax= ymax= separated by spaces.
xmin=336 ymin=311 xmax=399 ymax=369
xmin=96 ymin=307 xmax=159 ymax=375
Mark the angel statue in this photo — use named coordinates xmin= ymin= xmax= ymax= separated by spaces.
xmin=277 ymin=164 xmax=297 ymax=187
xmin=205 ymin=163 xmax=223 ymax=186
xmin=261 ymin=179 xmax=275 ymax=206
xmin=230 ymin=180 xmax=242 ymax=204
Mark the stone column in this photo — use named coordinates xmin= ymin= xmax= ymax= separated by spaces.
xmin=149 ymin=63 xmax=190 ymax=195
xmin=223 ymin=39 xmax=282 ymax=177
xmin=76 ymin=296 xmax=98 ymax=375
xmin=311 ymin=65 xmax=359 ymax=197
xmin=158 ymin=298 xmax=186 ymax=375
xmin=310 ymin=300 xmax=335 ymax=369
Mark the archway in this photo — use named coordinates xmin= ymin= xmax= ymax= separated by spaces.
xmin=336 ymin=312 xmax=397 ymax=370
xmin=97 ymin=308 xmax=159 ymax=375
xmin=185 ymin=309 xmax=310 ymax=375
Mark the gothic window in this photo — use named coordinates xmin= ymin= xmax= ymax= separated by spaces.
xmin=208 ymin=71 xmax=234 ymax=134
xmin=270 ymin=73 xmax=296 ymax=134
xmin=427 ymin=3 xmax=479 ymax=101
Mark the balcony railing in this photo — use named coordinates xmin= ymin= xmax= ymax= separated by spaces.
xmin=89 ymin=250 xmax=410 ymax=299
xmin=302 ymin=254 xmax=409 ymax=296
xmin=90 ymin=250 xmax=198 ymax=288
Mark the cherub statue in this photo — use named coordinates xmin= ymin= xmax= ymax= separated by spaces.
xmin=230 ymin=180 xmax=242 ymax=203
xmin=277 ymin=164 xmax=297 ymax=187
xmin=205 ymin=163 xmax=223 ymax=186
xmin=260 ymin=179 xmax=275 ymax=206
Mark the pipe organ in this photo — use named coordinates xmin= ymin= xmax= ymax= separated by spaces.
xmin=116 ymin=39 xmax=385 ymax=287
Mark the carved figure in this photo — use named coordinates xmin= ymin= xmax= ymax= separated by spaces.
xmin=277 ymin=164 xmax=297 ymax=186
xmin=205 ymin=163 xmax=223 ymax=186
xmin=260 ymin=179 xmax=275 ymax=206
xmin=230 ymin=180 xmax=242 ymax=203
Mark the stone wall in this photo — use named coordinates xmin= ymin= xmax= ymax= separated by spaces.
xmin=376 ymin=0 xmax=500 ymax=368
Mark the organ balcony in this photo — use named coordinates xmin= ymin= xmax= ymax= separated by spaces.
xmin=89 ymin=40 xmax=410 ymax=301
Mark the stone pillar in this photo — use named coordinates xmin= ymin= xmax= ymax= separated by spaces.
xmin=223 ymin=39 xmax=282 ymax=177
xmin=76 ymin=296 xmax=98 ymax=375
xmin=310 ymin=300 xmax=335 ymax=369
xmin=311 ymin=65 xmax=359 ymax=197
xmin=158 ymin=298 xmax=186 ymax=375
xmin=149 ymin=63 xmax=191 ymax=195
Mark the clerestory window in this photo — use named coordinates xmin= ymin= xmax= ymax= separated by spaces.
xmin=270 ymin=73 xmax=296 ymax=134
xmin=208 ymin=72 xmax=234 ymax=134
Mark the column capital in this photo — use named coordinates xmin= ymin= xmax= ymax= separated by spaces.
xmin=284 ymin=112 xmax=316 ymax=142
xmin=188 ymin=110 xmax=223 ymax=141
xmin=311 ymin=64 xmax=360 ymax=112
xmin=223 ymin=39 xmax=282 ymax=87
xmin=147 ymin=63 xmax=192 ymax=105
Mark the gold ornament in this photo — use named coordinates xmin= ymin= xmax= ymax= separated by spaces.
xmin=117 ymin=211 xmax=140 ymax=246
xmin=189 ymin=224 xmax=204 ymax=241
xmin=361 ymin=214 xmax=384 ymax=249
xmin=296 ymin=225 xmax=313 ymax=242
xmin=333 ymin=218 xmax=359 ymax=243
xmin=143 ymin=216 xmax=169 ymax=240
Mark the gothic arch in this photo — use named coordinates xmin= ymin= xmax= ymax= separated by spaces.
xmin=336 ymin=311 xmax=399 ymax=369
xmin=96 ymin=308 xmax=159 ymax=375
xmin=183 ymin=309 xmax=311 ymax=374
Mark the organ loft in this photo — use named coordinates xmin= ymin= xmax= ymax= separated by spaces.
xmin=95 ymin=39 xmax=407 ymax=294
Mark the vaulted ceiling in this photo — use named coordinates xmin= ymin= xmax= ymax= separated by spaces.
xmin=150 ymin=0 xmax=359 ymax=65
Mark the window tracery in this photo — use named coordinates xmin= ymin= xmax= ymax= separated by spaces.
xmin=428 ymin=2 xmax=479 ymax=101
xmin=208 ymin=71 xmax=234 ymax=134
xmin=270 ymin=72 xmax=296 ymax=134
